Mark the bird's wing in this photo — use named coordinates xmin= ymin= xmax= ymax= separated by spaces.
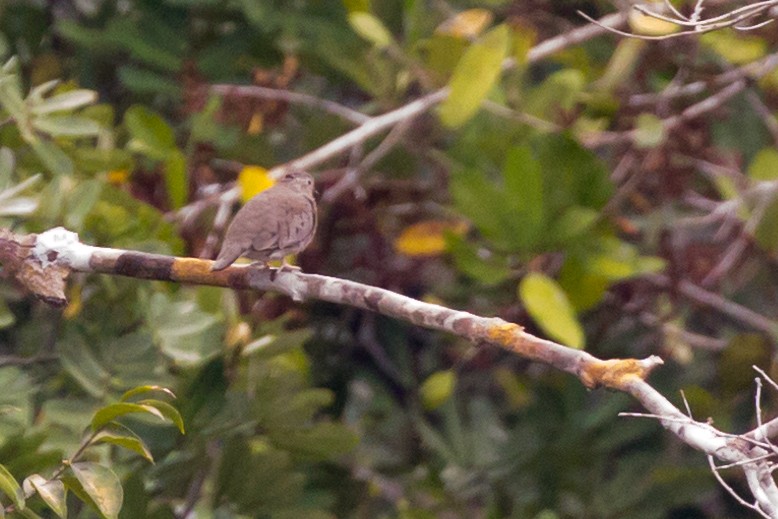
xmin=277 ymin=195 xmax=316 ymax=249
xmin=212 ymin=191 xmax=276 ymax=269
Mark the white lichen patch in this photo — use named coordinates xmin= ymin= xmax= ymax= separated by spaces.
xmin=34 ymin=227 xmax=92 ymax=270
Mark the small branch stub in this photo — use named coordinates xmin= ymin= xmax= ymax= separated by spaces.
xmin=0 ymin=228 xmax=69 ymax=307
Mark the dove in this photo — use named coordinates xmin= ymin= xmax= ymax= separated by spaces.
xmin=211 ymin=170 xmax=317 ymax=271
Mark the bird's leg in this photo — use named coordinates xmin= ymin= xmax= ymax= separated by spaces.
xmin=278 ymin=257 xmax=302 ymax=272
xmin=269 ymin=258 xmax=301 ymax=282
xmin=249 ymin=260 xmax=269 ymax=269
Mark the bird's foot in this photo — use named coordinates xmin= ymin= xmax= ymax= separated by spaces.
xmin=270 ymin=259 xmax=300 ymax=281
xmin=278 ymin=258 xmax=301 ymax=272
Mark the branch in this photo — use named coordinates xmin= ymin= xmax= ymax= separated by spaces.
xmin=5 ymin=225 xmax=778 ymax=513
xmin=211 ymin=10 xmax=629 ymax=179
xmin=577 ymin=1 xmax=777 ymax=41
xmin=209 ymin=84 xmax=371 ymax=125
xmin=583 ymin=80 xmax=750 ymax=147
xmin=267 ymin=90 xmax=449 ymax=177
xmin=3 ymin=226 xmax=659 ymax=392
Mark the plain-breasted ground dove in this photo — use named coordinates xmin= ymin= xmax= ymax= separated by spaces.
xmin=211 ymin=170 xmax=317 ymax=271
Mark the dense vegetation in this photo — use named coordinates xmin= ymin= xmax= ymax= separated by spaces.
xmin=0 ymin=1 xmax=777 ymax=517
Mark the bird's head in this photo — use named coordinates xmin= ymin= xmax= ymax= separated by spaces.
xmin=279 ymin=170 xmax=315 ymax=195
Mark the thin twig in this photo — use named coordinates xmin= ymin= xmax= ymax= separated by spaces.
xmin=629 ymin=52 xmax=778 ymax=108
xmin=708 ymin=455 xmax=772 ymax=519
xmin=323 ymin=116 xmax=415 ymax=202
xmin=646 ymin=274 xmax=777 ymax=334
xmin=210 ymin=84 xmax=370 ymax=125
xmin=269 ymin=90 xmax=449 ymax=177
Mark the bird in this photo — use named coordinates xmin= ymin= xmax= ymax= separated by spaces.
xmin=211 ymin=170 xmax=317 ymax=271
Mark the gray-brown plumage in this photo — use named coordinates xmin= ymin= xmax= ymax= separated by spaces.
xmin=211 ymin=170 xmax=317 ymax=271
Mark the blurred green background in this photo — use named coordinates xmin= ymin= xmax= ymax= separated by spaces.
xmin=0 ymin=0 xmax=777 ymax=517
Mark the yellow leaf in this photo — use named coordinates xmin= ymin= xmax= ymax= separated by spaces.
xmin=238 ymin=165 xmax=275 ymax=203
xmin=247 ymin=112 xmax=263 ymax=135
xmin=435 ymin=9 xmax=493 ymax=39
xmin=512 ymin=22 xmax=537 ymax=66
xmin=348 ymin=12 xmax=393 ymax=49
xmin=420 ymin=370 xmax=456 ymax=410
xmin=394 ymin=220 xmax=468 ymax=257
xmin=519 ymin=272 xmax=585 ymax=349
xmin=63 ymin=284 xmax=82 ymax=320
xmin=628 ymin=4 xmax=680 ymax=36
xmin=106 ymin=169 xmax=129 ymax=185
xmin=438 ymin=24 xmax=510 ymax=127
xmin=342 ymin=0 xmax=369 ymax=13
xmin=701 ymin=29 xmax=766 ymax=65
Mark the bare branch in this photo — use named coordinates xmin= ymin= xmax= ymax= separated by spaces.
xmin=580 ymin=1 xmax=778 ymax=40
xmin=646 ymin=274 xmax=778 ymax=334
xmin=7 ymin=225 xmax=778 ymax=513
xmin=709 ymin=455 xmax=772 ymax=518
xmin=268 ymin=90 xmax=449 ymax=177
xmin=210 ymin=84 xmax=371 ymax=125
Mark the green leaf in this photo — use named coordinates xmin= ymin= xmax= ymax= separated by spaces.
xmin=64 ymin=179 xmax=103 ymax=231
xmin=57 ymin=332 xmax=111 ymax=398
xmin=73 ymin=148 xmax=134 ymax=174
xmin=28 ymin=80 xmax=60 ymax=102
xmin=753 ymin=195 xmax=778 ymax=252
xmin=104 ymin=17 xmax=183 ymax=71
xmin=93 ymin=428 xmax=153 ymax=463
xmin=117 ymin=66 xmax=182 ymax=98
xmin=633 ymin=113 xmax=666 ymax=149
xmin=0 ymin=74 xmax=26 ymax=119
xmin=348 ymin=12 xmax=393 ymax=49
xmin=597 ymin=39 xmax=644 ymax=93
xmin=503 ymin=145 xmax=545 ymax=245
xmin=701 ymin=29 xmax=766 ymax=65
xmin=164 ymin=150 xmax=187 ymax=209
xmin=586 ymin=236 xmax=665 ymax=281
xmin=0 ymin=463 xmax=24 ymax=510
xmin=91 ymin=403 xmax=165 ymax=430
xmin=68 ymin=462 xmax=122 ymax=519
xmin=519 ymin=272 xmax=584 ymax=349
xmin=438 ymin=24 xmax=510 ymax=127
xmin=32 ymin=115 xmax=101 ymax=137
xmin=748 ymin=147 xmax=778 ymax=181
xmin=419 ymin=34 xmax=467 ymax=81
xmin=135 ymin=399 xmax=185 ymax=434
xmin=533 ymin=134 xmax=613 ymax=212
xmin=23 ymin=475 xmax=66 ymax=519
xmin=242 ymin=329 xmax=314 ymax=360
xmin=525 ymin=69 xmax=585 ymax=119
xmin=550 ymin=206 xmax=599 ymax=244
xmin=120 ymin=385 xmax=176 ymax=402
xmin=124 ymin=105 xmax=176 ymax=159
xmin=559 ymin=255 xmax=611 ymax=312
xmin=29 ymin=139 xmax=74 ymax=176
xmin=269 ymin=423 xmax=359 ymax=460
xmin=31 ymin=89 xmax=97 ymax=115
xmin=420 ymin=370 xmax=456 ymax=410
xmin=445 ymin=233 xmax=512 ymax=285
xmin=146 ymin=292 xmax=224 ymax=367
xmin=0 ymin=147 xmax=14 ymax=182
xmin=449 ymin=169 xmax=506 ymax=244
xmin=0 ymin=300 xmax=14 ymax=329
xmin=0 ymin=174 xmax=40 ymax=217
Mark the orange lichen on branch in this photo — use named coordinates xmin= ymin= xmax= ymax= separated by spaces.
xmin=171 ymin=256 xmax=216 ymax=281
xmin=580 ymin=358 xmax=659 ymax=390
xmin=483 ymin=321 xmax=549 ymax=358
xmin=485 ymin=321 xmax=524 ymax=342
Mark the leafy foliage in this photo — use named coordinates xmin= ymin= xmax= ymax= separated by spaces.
xmin=0 ymin=1 xmax=775 ymax=517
